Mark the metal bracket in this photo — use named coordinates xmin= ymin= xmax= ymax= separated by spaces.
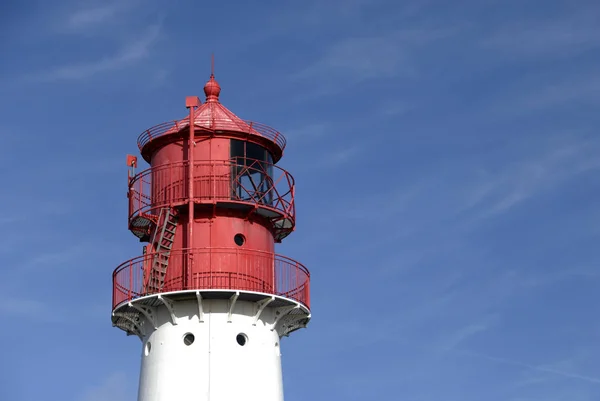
xmin=158 ymin=295 xmax=177 ymax=325
xmin=196 ymin=291 xmax=204 ymax=323
xmin=253 ymin=296 xmax=275 ymax=325
xmin=129 ymin=302 xmax=158 ymax=329
xmin=113 ymin=312 xmax=143 ymax=338
xmin=244 ymin=204 xmax=259 ymax=221
xmin=270 ymin=304 xmax=299 ymax=332
xmin=227 ymin=292 xmax=240 ymax=323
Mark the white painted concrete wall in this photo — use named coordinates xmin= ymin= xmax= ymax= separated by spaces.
xmin=137 ymin=298 xmax=285 ymax=401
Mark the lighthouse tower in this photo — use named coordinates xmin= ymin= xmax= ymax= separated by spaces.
xmin=111 ymin=68 xmax=311 ymax=401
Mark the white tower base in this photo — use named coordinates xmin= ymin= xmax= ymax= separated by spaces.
xmin=112 ymin=290 xmax=310 ymax=401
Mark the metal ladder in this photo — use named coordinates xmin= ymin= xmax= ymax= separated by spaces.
xmin=146 ymin=208 xmax=178 ymax=293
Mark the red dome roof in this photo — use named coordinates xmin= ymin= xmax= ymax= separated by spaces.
xmin=137 ymin=74 xmax=286 ymax=162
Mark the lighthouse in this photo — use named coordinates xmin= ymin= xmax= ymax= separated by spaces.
xmin=111 ymin=67 xmax=311 ymax=401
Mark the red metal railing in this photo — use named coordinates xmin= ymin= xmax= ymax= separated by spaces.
xmin=128 ymin=158 xmax=295 ymax=236
xmin=137 ymin=119 xmax=286 ymax=154
xmin=112 ymin=248 xmax=310 ymax=309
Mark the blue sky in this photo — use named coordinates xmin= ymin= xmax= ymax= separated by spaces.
xmin=1 ymin=0 xmax=600 ymax=400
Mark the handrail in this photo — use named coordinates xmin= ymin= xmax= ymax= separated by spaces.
xmin=137 ymin=119 xmax=286 ymax=154
xmin=127 ymin=158 xmax=295 ymax=238
xmin=112 ymin=247 xmax=310 ymax=309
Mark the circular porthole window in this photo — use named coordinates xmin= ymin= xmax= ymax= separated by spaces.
xmin=145 ymin=342 xmax=151 ymax=356
xmin=234 ymin=234 xmax=245 ymax=246
xmin=236 ymin=333 xmax=248 ymax=346
xmin=183 ymin=333 xmax=195 ymax=346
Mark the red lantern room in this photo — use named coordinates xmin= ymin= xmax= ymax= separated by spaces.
xmin=113 ymin=71 xmax=309 ymax=328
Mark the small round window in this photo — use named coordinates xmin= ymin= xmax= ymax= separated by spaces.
xmin=234 ymin=234 xmax=245 ymax=246
xmin=236 ymin=333 xmax=248 ymax=346
xmin=183 ymin=333 xmax=195 ymax=346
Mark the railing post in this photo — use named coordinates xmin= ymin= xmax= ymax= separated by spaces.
xmin=138 ymin=177 xmax=142 ymax=214
xmin=207 ymin=247 xmax=211 ymax=289
xmin=127 ymin=187 xmax=132 ymax=221
xmin=212 ymin=161 xmax=216 ymax=199
xmin=169 ymin=163 xmax=172 ymax=202
xmin=128 ymin=261 xmax=133 ymax=302
xmin=295 ymin=261 xmax=300 ymax=300
xmin=272 ymin=254 xmax=276 ymax=296
xmin=188 ymin=251 xmax=194 ymax=291
xmin=235 ymin=247 xmax=239 ymax=290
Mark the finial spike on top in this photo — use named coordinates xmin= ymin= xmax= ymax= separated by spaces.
xmin=204 ymin=54 xmax=221 ymax=102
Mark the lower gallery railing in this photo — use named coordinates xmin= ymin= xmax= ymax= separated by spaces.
xmin=112 ymin=247 xmax=310 ymax=309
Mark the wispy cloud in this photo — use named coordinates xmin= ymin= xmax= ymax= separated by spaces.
xmin=456 ymin=348 xmax=600 ymax=385
xmin=312 ymin=133 xmax=599 ymax=244
xmin=29 ymin=23 xmax=162 ymax=81
xmin=295 ymin=141 xmax=369 ymax=172
xmin=266 ymin=0 xmax=382 ymax=35
xmin=378 ymin=99 xmax=414 ymax=117
xmin=326 ymin=145 xmax=362 ymax=167
xmin=0 ymin=296 xmax=62 ymax=322
xmin=77 ymin=372 xmax=132 ymax=401
xmin=59 ymin=0 xmax=146 ymax=34
xmin=269 ymin=0 xmax=434 ymax=36
xmin=300 ymin=127 xmax=600 ymax=393
xmin=19 ymin=237 xmax=123 ymax=273
xmin=462 ymin=136 xmax=600 ymax=219
xmin=16 ymin=0 xmax=164 ymax=83
xmin=27 ymin=246 xmax=90 ymax=267
xmin=294 ymin=29 xmax=449 ymax=85
xmin=440 ymin=317 xmax=496 ymax=351
xmin=507 ymin=74 xmax=600 ymax=115
xmin=481 ymin=12 xmax=600 ymax=59
xmin=518 ymin=266 xmax=600 ymax=288
xmin=67 ymin=4 xmax=121 ymax=28
xmin=284 ymin=122 xmax=331 ymax=143
xmin=0 ymin=216 xmax=22 ymax=225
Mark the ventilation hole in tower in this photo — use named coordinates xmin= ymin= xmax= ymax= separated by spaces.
xmin=183 ymin=333 xmax=195 ymax=346
xmin=234 ymin=233 xmax=245 ymax=246
xmin=236 ymin=333 xmax=248 ymax=346
xmin=145 ymin=342 xmax=151 ymax=356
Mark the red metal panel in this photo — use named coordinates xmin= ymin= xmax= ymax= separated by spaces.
xmin=126 ymin=154 xmax=138 ymax=168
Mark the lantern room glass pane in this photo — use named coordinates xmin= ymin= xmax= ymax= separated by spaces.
xmin=230 ymin=139 xmax=274 ymax=206
xmin=230 ymin=139 xmax=245 ymax=159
